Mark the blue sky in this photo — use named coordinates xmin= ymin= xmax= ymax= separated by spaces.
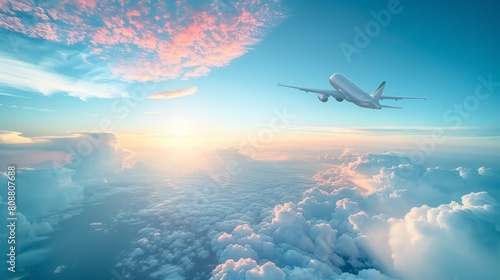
xmin=0 ymin=0 xmax=499 ymax=159
xmin=1 ymin=2 xmax=500 ymax=279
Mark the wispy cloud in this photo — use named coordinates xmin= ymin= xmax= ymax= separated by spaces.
xmin=0 ymin=91 xmax=24 ymax=98
xmin=288 ymin=125 xmax=500 ymax=137
xmin=143 ymin=111 xmax=167 ymax=115
xmin=148 ymin=87 xmax=198 ymax=100
xmin=0 ymin=103 xmax=54 ymax=112
xmin=0 ymin=0 xmax=286 ymax=81
xmin=0 ymin=53 xmax=128 ymax=100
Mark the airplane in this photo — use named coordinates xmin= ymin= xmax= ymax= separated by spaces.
xmin=278 ymin=73 xmax=426 ymax=109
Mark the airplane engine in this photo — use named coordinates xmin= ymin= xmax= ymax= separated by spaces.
xmin=317 ymin=93 xmax=328 ymax=102
xmin=335 ymin=97 xmax=344 ymax=102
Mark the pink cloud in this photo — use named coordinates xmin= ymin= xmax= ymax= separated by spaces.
xmin=148 ymin=86 xmax=198 ymax=100
xmin=75 ymin=0 xmax=97 ymax=11
xmin=35 ymin=22 xmax=58 ymax=40
xmin=0 ymin=0 xmax=285 ymax=81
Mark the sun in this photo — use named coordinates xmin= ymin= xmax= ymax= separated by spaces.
xmin=175 ymin=130 xmax=188 ymax=137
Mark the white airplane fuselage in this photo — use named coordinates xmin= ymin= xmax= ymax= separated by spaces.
xmin=278 ymin=72 xmax=426 ymax=109
xmin=329 ymin=73 xmax=380 ymax=109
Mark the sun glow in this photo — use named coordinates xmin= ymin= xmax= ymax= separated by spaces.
xmin=175 ymin=130 xmax=188 ymax=137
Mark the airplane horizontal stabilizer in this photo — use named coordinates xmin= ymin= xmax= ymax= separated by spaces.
xmin=380 ymin=104 xmax=402 ymax=109
xmin=380 ymin=95 xmax=427 ymax=100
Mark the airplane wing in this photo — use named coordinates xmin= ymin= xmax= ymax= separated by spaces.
xmin=278 ymin=83 xmax=344 ymax=99
xmin=380 ymin=104 xmax=402 ymax=109
xmin=380 ymin=95 xmax=427 ymax=101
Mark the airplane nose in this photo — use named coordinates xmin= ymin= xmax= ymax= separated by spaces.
xmin=329 ymin=73 xmax=339 ymax=88
xmin=329 ymin=73 xmax=342 ymax=82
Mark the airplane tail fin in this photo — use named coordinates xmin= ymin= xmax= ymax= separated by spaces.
xmin=371 ymin=81 xmax=386 ymax=101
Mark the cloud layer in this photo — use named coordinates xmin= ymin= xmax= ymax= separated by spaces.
xmin=112 ymin=149 xmax=499 ymax=279
xmin=1 ymin=134 xmax=498 ymax=279
xmin=0 ymin=132 xmax=142 ymax=270
xmin=0 ymin=0 xmax=286 ymax=81
xmin=389 ymin=191 xmax=500 ymax=280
